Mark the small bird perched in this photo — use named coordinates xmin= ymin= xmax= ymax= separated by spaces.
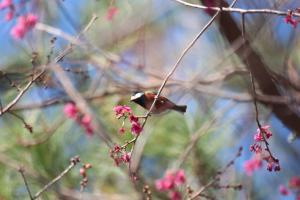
xmin=130 ymin=91 xmax=187 ymax=114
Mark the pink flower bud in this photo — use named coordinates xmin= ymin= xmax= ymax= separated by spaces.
xmin=63 ymin=103 xmax=77 ymax=118
xmin=168 ymin=191 xmax=181 ymax=200
xmin=79 ymin=168 xmax=86 ymax=177
xmin=131 ymin=121 xmax=142 ymax=135
xmin=105 ymin=6 xmax=118 ymax=20
xmin=5 ymin=9 xmax=13 ymax=21
xmin=175 ymin=169 xmax=185 ymax=185
xmin=81 ymin=115 xmax=92 ymax=126
xmin=26 ymin=13 xmax=37 ymax=28
xmin=121 ymin=152 xmax=130 ymax=163
xmin=278 ymin=185 xmax=289 ymax=196
xmin=118 ymin=127 xmax=125 ymax=134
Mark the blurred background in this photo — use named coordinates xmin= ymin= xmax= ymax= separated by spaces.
xmin=0 ymin=0 xmax=300 ymax=199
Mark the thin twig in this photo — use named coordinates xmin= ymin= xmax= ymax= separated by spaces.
xmin=174 ymin=102 xmax=234 ymax=169
xmin=127 ymin=1 xmax=223 ymax=175
xmin=0 ymin=16 xmax=99 ymax=117
xmin=241 ymin=13 xmax=277 ymax=161
xmin=145 ymin=5 xmax=221 ymax=117
xmin=18 ymin=167 xmax=34 ymax=200
xmin=146 ymin=0 xmax=237 ymax=117
xmin=0 ymin=70 xmax=44 ymax=116
xmin=1 ymin=72 xmax=22 ymax=91
xmin=49 ymin=15 xmax=113 ymax=147
xmin=173 ymin=0 xmax=300 ymax=17
xmin=35 ymin=23 xmax=81 ymax=45
xmin=53 ymin=14 xmax=98 ymax=63
xmin=8 ymin=111 xmax=33 ymax=133
xmin=190 ymin=147 xmax=243 ymax=199
xmin=17 ymin=117 xmax=65 ymax=147
xmin=189 ymin=179 xmax=217 ymax=200
xmin=33 ymin=156 xmax=80 ymax=199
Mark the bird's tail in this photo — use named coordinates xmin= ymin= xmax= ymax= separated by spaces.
xmin=173 ymin=105 xmax=187 ymax=113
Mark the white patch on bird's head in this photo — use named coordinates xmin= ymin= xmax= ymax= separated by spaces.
xmin=131 ymin=92 xmax=144 ymax=101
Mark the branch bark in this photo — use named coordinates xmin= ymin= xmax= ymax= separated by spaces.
xmin=197 ymin=0 xmax=300 ymax=136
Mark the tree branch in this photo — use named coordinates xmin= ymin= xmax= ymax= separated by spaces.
xmin=173 ymin=0 xmax=300 ymax=17
xmin=33 ymin=156 xmax=80 ymax=199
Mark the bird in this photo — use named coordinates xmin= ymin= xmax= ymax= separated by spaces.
xmin=130 ymin=91 xmax=187 ymax=114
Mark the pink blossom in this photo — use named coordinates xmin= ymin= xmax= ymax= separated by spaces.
xmin=5 ymin=9 xmax=13 ymax=21
xmin=168 ymin=191 xmax=181 ymax=200
xmin=118 ymin=127 xmax=125 ymax=134
xmin=155 ymin=178 xmax=174 ymax=191
xmin=10 ymin=25 xmax=26 ymax=39
xmin=79 ymin=168 xmax=86 ymax=177
xmin=278 ymin=185 xmax=289 ymax=196
xmin=289 ymin=176 xmax=300 ymax=189
xmin=105 ymin=6 xmax=118 ymax=20
xmin=25 ymin=13 xmax=37 ymax=28
xmin=121 ymin=152 xmax=130 ymax=163
xmin=243 ymin=157 xmax=262 ymax=176
xmin=254 ymin=125 xmax=272 ymax=142
xmin=155 ymin=179 xmax=166 ymax=191
xmin=284 ymin=12 xmax=298 ymax=28
xmin=266 ymin=162 xmax=273 ymax=171
xmin=113 ymin=105 xmax=132 ymax=118
xmin=113 ymin=105 xmax=124 ymax=116
xmin=260 ymin=125 xmax=272 ymax=139
xmin=155 ymin=169 xmax=185 ymax=192
xmin=249 ymin=144 xmax=262 ymax=154
xmin=163 ymin=174 xmax=175 ymax=190
xmin=81 ymin=115 xmax=92 ymax=126
xmin=80 ymin=115 xmax=94 ymax=136
xmin=131 ymin=121 xmax=142 ymax=135
xmin=254 ymin=132 xmax=263 ymax=142
xmin=113 ymin=144 xmax=121 ymax=153
xmin=63 ymin=103 xmax=78 ymax=118
xmin=10 ymin=13 xmax=38 ymax=40
xmin=129 ymin=114 xmax=138 ymax=123
xmin=155 ymin=172 xmax=175 ymax=191
xmin=174 ymin=169 xmax=185 ymax=185
xmin=0 ymin=0 xmax=12 ymax=9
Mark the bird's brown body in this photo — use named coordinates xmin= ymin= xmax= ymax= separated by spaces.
xmin=130 ymin=91 xmax=187 ymax=114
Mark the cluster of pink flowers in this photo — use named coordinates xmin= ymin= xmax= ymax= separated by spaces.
xmin=63 ymin=102 xmax=94 ymax=137
xmin=109 ymin=144 xmax=131 ymax=166
xmin=0 ymin=0 xmax=14 ymax=21
xmin=253 ymin=125 xmax=272 ymax=142
xmin=243 ymin=125 xmax=280 ymax=175
xmin=105 ymin=6 xmax=118 ymax=20
xmin=10 ymin=13 xmax=37 ymax=40
xmin=110 ymin=105 xmax=142 ymax=166
xmin=113 ymin=105 xmax=143 ymax=135
xmin=0 ymin=0 xmax=38 ymax=39
xmin=155 ymin=169 xmax=186 ymax=200
xmin=284 ymin=9 xmax=300 ymax=28
xmin=278 ymin=176 xmax=300 ymax=199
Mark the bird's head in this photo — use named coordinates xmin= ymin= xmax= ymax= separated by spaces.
xmin=130 ymin=91 xmax=145 ymax=102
